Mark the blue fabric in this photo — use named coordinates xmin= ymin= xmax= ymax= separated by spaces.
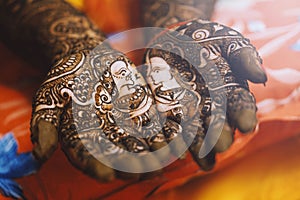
xmin=0 ymin=179 xmax=24 ymax=199
xmin=0 ymin=133 xmax=39 ymax=199
xmin=291 ymin=40 xmax=300 ymax=51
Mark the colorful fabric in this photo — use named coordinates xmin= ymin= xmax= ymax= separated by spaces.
xmin=0 ymin=0 xmax=299 ymax=199
xmin=0 ymin=134 xmax=39 ymax=199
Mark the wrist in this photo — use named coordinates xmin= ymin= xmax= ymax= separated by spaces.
xmin=0 ymin=0 xmax=105 ymax=68
xmin=141 ymin=0 xmax=216 ymax=28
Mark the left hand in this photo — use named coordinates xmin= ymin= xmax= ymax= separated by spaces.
xmin=143 ymin=19 xmax=267 ymax=169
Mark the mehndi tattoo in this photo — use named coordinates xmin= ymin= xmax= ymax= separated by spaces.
xmin=31 ymin=45 xmax=172 ymax=175
xmin=143 ymin=18 xmax=267 ymax=169
xmin=0 ymin=0 xmax=171 ymax=181
xmin=0 ymin=0 xmax=105 ymax=68
xmin=0 ymin=0 xmax=267 ymax=185
xmin=142 ymin=0 xmax=217 ymax=27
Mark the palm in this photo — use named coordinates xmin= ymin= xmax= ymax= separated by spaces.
xmin=144 ymin=19 xmax=267 ymax=169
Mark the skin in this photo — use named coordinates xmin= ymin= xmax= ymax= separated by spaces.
xmin=0 ymin=0 xmax=267 ymax=187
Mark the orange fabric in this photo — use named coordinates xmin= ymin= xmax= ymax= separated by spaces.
xmin=150 ymin=127 xmax=300 ymax=200
xmin=83 ymin=0 xmax=141 ymax=33
xmin=0 ymin=85 xmax=32 ymax=153
xmin=0 ymin=0 xmax=299 ymax=199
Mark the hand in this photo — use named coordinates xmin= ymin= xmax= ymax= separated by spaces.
xmin=144 ymin=19 xmax=267 ymax=170
xmin=30 ymin=45 xmax=174 ymax=182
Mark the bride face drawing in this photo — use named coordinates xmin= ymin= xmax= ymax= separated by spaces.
xmin=147 ymin=56 xmax=181 ymax=90
xmin=111 ymin=60 xmax=144 ymax=97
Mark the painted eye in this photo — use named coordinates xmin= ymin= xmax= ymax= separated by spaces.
xmin=120 ymin=70 xmax=127 ymax=76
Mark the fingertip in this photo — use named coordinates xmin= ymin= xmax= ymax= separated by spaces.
xmin=150 ymin=141 xmax=171 ymax=162
xmin=32 ymin=119 xmax=58 ymax=162
xmin=197 ymin=152 xmax=216 ymax=171
xmin=214 ymin=123 xmax=234 ymax=153
xmin=139 ymin=154 xmax=163 ymax=179
xmin=189 ymin=140 xmax=216 ymax=171
xmin=227 ymin=88 xmax=258 ymax=133
xmin=112 ymin=155 xmax=142 ymax=180
xmin=234 ymin=109 xmax=258 ymax=133
xmin=168 ymin=136 xmax=189 ymax=158
xmin=86 ymin=157 xmax=116 ymax=183
xmin=229 ymin=47 xmax=267 ymax=83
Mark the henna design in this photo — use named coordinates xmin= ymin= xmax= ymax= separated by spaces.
xmin=144 ymin=18 xmax=266 ymax=169
xmin=31 ymin=44 xmax=175 ymax=179
xmin=141 ymin=0 xmax=217 ymax=27
xmin=1 ymin=0 xmax=173 ymax=181
xmin=0 ymin=0 xmax=267 ymax=181
xmin=0 ymin=0 xmax=105 ymax=68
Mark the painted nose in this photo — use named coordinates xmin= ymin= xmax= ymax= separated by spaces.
xmin=125 ymin=73 xmax=132 ymax=81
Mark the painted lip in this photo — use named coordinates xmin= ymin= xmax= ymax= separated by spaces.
xmin=120 ymin=82 xmax=135 ymax=90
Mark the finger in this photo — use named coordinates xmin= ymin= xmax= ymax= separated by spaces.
xmin=162 ymin=119 xmax=188 ymax=158
xmin=210 ymin=120 xmax=234 ymax=153
xmin=189 ymin=136 xmax=216 ymax=171
xmin=31 ymin=118 xmax=58 ymax=163
xmin=227 ymin=87 xmax=258 ymax=133
xmin=111 ymin=154 xmax=142 ymax=180
xmin=30 ymin=53 xmax=83 ymax=163
xmin=30 ymin=85 xmax=61 ymax=162
xmin=139 ymin=153 xmax=163 ymax=179
xmin=149 ymin=138 xmax=171 ymax=162
xmin=140 ymin=108 xmax=172 ymax=162
xmin=111 ymin=142 xmax=163 ymax=180
xmin=187 ymin=115 xmax=232 ymax=170
xmin=86 ymin=157 xmax=115 ymax=182
xmin=226 ymin=38 xmax=267 ymax=83
xmin=61 ymin=136 xmax=116 ymax=182
xmin=103 ymin=131 xmax=150 ymax=179
xmin=182 ymin=117 xmax=216 ymax=171
xmin=168 ymin=19 xmax=267 ymax=83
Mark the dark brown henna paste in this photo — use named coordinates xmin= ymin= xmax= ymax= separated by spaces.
xmin=144 ymin=18 xmax=266 ymax=169
xmin=30 ymin=43 xmax=174 ymax=179
xmin=0 ymin=0 xmax=267 ymax=180
xmin=0 ymin=0 xmax=105 ymax=68
xmin=0 ymin=0 xmax=170 ymax=180
xmin=141 ymin=0 xmax=217 ymax=27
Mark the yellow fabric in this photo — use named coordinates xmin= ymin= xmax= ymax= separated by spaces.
xmin=66 ymin=0 xmax=83 ymax=10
